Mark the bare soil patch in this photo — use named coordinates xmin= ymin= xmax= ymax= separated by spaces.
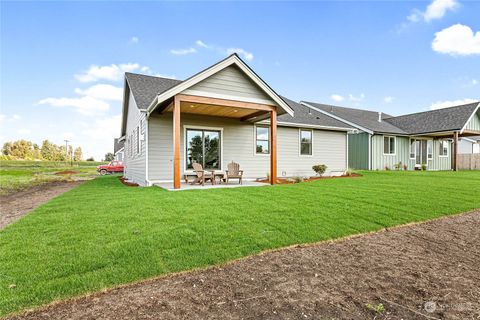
xmin=119 ymin=176 xmax=139 ymax=187
xmin=55 ymin=170 xmax=80 ymax=175
xmin=9 ymin=210 xmax=480 ymax=320
xmin=0 ymin=181 xmax=83 ymax=229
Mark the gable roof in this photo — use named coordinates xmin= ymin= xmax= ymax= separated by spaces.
xmin=125 ymin=73 xmax=182 ymax=110
xmin=278 ymin=97 xmax=354 ymax=130
xmin=301 ymin=100 xmax=480 ymax=136
xmin=384 ymin=102 xmax=479 ymax=135
xmin=301 ymin=102 xmax=406 ymax=134
xmin=145 ymin=53 xmax=294 ymax=117
xmin=114 ymin=138 xmax=125 ymax=154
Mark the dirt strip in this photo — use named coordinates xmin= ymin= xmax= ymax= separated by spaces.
xmin=0 ymin=181 xmax=83 ymax=229
xmin=9 ymin=210 xmax=480 ymax=320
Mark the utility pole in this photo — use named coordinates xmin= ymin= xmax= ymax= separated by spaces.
xmin=64 ymin=140 xmax=69 ymax=166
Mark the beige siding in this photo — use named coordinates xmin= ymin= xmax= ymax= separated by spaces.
xmin=182 ymin=65 xmax=275 ymax=105
xmin=124 ymin=91 xmax=147 ymax=185
xmin=465 ymin=110 xmax=480 ymax=131
xmin=148 ymin=113 xmax=347 ymax=181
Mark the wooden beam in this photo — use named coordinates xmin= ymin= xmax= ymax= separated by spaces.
xmin=176 ymin=94 xmax=275 ymax=112
xmin=270 ymin=108 xmax=277 ymax=185
xmin=453 ymin=131 xmax=459 ymax=171
xmin=240 ymin=110 xmax=269 ymax=122
xmin=173 ymin=96 xmax=181 ymax=189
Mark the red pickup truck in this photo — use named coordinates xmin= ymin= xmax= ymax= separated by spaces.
xmin=97 ymin=161 xmax=124 ymax=175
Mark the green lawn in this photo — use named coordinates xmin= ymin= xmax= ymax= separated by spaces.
xmin=0 ymin=160 xmax=106 ymax=195
xmin=1 ymin=171 xmax=479 ymax=316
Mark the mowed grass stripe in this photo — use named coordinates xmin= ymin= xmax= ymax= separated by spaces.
xmin=1 ymin=171 xmax=479 ymax=316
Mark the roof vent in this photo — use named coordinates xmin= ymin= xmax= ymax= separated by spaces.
xmin=308 ymin=108 xmax=312 ymax=115
xmin=378 ymin=112 xmax=382 ymax=122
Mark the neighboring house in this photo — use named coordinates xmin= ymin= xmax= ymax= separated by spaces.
xmin=459 ymin=136 xmax=480 ymax=154
xmin=120 ymin=54 xmax=353 ymax=188
xmin=113 ymin=138 xmax=125 ymax=161
xmin=300 ymin=102 xmax=480 ymax=170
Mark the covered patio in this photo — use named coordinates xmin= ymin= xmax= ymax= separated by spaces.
xmin=154 ymin=180 xmax=269 ymax=191
xmin=155 ymin=93 xmax=279 ymax=189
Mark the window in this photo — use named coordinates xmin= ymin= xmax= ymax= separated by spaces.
xmin=186 ymin=128 xmax=221 ymax=170
xmin=427 ymin=140 xmax=433 ymax=159
xmin=439 ymin=140 xmax=449 ymax=157
xmin=300 ymin=129 xmax=312 ymax=155
xmin=255 ymin=126 xmax=269 ymax=154
xmin=409 ymin=139 xmax=415 ymax=159
xmin=383 ymin=136 xmax=396 ymax=155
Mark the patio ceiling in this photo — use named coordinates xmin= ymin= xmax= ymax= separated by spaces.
xmin=164 ymin=101 xmax=265 ymax=119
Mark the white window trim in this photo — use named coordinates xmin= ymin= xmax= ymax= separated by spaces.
xmin=299 ymin=128 xmax=314 ymax=157
xmin=409 ymin=138 xmax=416 ymax=160
xmin=427 ymin=140 xmax=433 ymax=160
xmin=439 ymin=140 xmax=449 ymax=157
xmin=183 ymin=125 xmax=224 ymax=172
xmin=409 ymin=138 xmax=434 ymax=161
xmin=383 ymin=135 xmax=396 ymax=156
xmin=136 ymin=126 xmax=140 ymax=156
xmin=254 ymin=125 xmax=270 ymax=156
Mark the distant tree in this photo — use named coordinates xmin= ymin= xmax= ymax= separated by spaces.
xmin=73 ymin=147 xmax=83 ymax=161
xmin=2 ymin=142 xmax=13 ymax=156
xmin=86 ymin=157 xmax=95 ymax=161
xmin=9 ymin=140 xmax=33 ymax=159
xmin=41 ymin=140 xmax=56 ymax=160
xmin=104 ymin=152 xmax=114 ymax=161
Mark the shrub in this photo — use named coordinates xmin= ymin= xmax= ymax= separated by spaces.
xmin=394 ymin=161 xmax=402 ymax=171
xmin=312 ymin=164 xmax=327 ymax=176
xmin=385 ymin=165 xmax=390 ymax=171
xmin=294 ymin=176 xmax=304 ymax=183
xmin=422 ymin=163 xmax=427 ymax=171
xmin=403 ymin=164 xmax=408 ymax=171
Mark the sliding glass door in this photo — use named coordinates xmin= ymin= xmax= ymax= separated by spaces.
xmin=186 ymin=129 xmax=221 ymax=170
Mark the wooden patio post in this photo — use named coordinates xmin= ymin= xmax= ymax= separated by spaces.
xmin=173 ymin=96 xmax=181 ymax=189
xmin=270 ymin=108 xmax=277 ymax=185
xmin=453 ymin=131 xmax=459 ymax=171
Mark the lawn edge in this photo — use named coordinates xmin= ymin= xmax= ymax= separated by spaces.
xmin=4 ymin=208 xmax=479 ymax=319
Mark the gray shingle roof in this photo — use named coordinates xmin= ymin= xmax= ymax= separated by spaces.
xmin=125 ymin=72 xmax=182 ymax=110
xmin=303 ymin=102 xmax=407 ymax=134
xmin=114 ymin=138 xmax=124 ymax=153
xmin=279 ymin=97 xmax=354 ymax=129
xmin=384 ymin=102 xmax=479 ymax=135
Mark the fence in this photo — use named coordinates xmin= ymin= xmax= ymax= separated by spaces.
xmin=458 ymin=154 xmax=480 ymax=170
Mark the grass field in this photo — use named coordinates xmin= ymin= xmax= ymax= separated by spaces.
xmin=0 ymin=160 xmax=106 ymax=195
xmin=1 ymin=171 xmax=479 ymax=316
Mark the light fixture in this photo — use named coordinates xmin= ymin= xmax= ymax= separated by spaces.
xmin=190 ymin=105 xmax=195 ymax=108
xmin=233 ymin=109 xmax=238 ymax=112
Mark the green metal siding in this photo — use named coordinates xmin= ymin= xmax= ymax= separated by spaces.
xmin=465 ymin=110 xmax=480 ymax=131
xmin=348 ymin=132 xmax=369 ymax=169
xmin=370 ymin=135 xmax=452 ymax=171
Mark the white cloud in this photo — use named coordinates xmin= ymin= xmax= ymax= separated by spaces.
xmin=129 ymin=36 xmax=139 ymax=44
xmin=17 ymin=128 xmax=31 ymax=135
xmin=424 ymin=0 xmax=458 ymax=22
xmin=196 ymin=40 xmax=209 ymax=48
xmin=226 ymin=48 xmax=254 ymax=61
xmin=429 ymin=98 xmax=477 ymax=110
xmin=75 ymin=63 xmax=141 ymax=82
xmin=170 ymin=47 xmax=197 ymax=55
xmin=74 ymin=84 xmax=123 ymax=101
xmin=38 ymin=96 xmax=110 ymax=116
xmin=348 ymin=93 xmax=365 ymax=102
xmin=330 ymin=94 xmax=345 ymax=102
xmin=82 ymin=114 xmax=122 ymax=141
xmin=0 ymin=114 xmax=5 ymax=124
xmin=384 ymin=96 xmax=394 ymax=103
xmin=432 ymin=24 xmax=480 ymax=56
xmin=473 ymin=79 xmax=479 ymax=85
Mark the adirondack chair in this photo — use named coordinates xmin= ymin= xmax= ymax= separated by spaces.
xmin=192 ymin=163 xmax=215 ymax=186
xmin=225 ymin=161 xmax=243 ymax=184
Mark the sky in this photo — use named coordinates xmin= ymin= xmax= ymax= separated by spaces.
xmin=1 ymin=0 xmax=479 ymax=160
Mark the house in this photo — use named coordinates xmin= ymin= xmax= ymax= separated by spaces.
xmin=300 ymin=101 xmax=480 ymax=170
xmin=120 ymin=54 xmax=353 ymax=188
xmin=459 ymin=136 xmax=480 ymax=154
xmin=113 ymin=138 xmax=125 ymax=161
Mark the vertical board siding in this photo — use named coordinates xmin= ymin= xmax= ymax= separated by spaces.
xmin=148 ymin=113 xmax=347 ymax=181
xmin=371 ymin=135 xmax=452 ymax=171
xmin=348 ymin=132 xmax=369 ymax=169
xmin=182 ymin=65 xmax=275 ymax=104
xmin=124 ymin=91 xmax=147 ymax=185
xmin=465 ymin=111 xmax=480 ymax=131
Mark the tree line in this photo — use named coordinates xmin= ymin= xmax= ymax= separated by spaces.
xmin=1 ymin=139 xmax=87 ymax=161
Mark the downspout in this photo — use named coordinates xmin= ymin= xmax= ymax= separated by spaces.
xmin=368 ymin=134 xmax=372 ymax=170
xmin=144 ymin=112 xmax=152 ymax=186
